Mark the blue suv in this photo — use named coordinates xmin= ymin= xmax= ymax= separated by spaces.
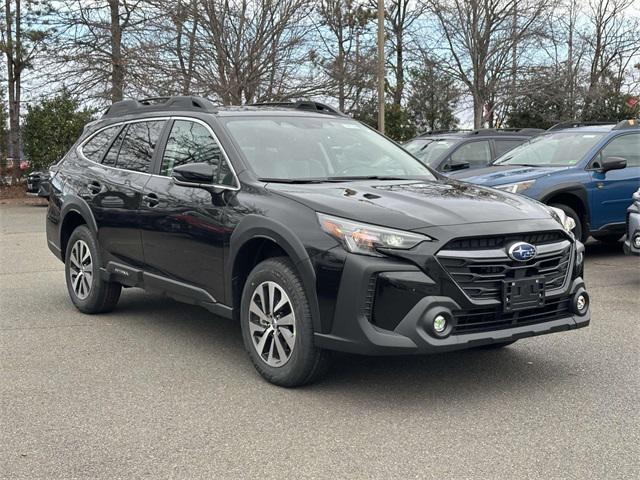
xmin=451 ymin=120 xmax=640 ymax=242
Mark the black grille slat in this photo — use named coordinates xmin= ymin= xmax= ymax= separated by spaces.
xmin=453 ymin=299 xmax=572 ymax=334
xmin=438 ymin=232 xmax=572 ymax=302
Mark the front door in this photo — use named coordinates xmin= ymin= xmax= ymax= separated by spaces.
xmin=588 ymin=133 xmax=640 ymax=230
xmin=140 ymin=118 xmax=238 ymax=303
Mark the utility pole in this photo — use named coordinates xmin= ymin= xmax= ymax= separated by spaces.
xmin=377 ymin=0 xmax=385 ymax=134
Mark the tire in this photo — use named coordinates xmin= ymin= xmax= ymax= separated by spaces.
xmin=549 ymin=203 xmax=585 ymax=242
xmin=476 ymin=340 xmax=517 ymax=350
xmin=592 ymin=233 xmax=622 ymax=244
xmin=240 ymin=257 xmax=331 ymax=387
xmin=65 ymin=225 xmax=121 ymax=314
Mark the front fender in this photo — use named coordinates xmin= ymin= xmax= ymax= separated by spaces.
xmin=228 ymin=215 xmax=323 ymax=332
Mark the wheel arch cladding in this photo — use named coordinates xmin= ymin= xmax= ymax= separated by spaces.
xmin=541 ymin=185 xmax=590 ymax=226
xmin=59 ymin=197 xmax=98 ymax=258
xmin=228 ymin=215 xmax=322 ymax=331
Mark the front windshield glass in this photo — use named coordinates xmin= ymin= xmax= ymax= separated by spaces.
xmin=494 ymin=132 xmax=606 ymax=167
xmin=222 ymin=116 xmax=436 ymax=181
xmin=412 ymin=139 xmax=460 ymax=165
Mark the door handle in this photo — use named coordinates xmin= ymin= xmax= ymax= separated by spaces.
xmin=143 ymin=193 xmax=159 ymax=207
xmin=87 ymin=181 xmax=102 ymax=195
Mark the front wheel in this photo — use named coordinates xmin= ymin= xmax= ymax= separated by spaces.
xmin=240 ymin=257 xmax=331 ymax=387
xmin=65 ymin=225 xmax=121 ymax=314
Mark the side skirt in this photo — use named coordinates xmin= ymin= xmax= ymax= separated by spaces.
xmin=102 ymin=261 xmax=234 ymax=319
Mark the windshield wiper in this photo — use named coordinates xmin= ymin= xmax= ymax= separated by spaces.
xmin=326 ymin=175 xmax=420 ymax=181
xmin=258 ymin=178 xmax=329 ymax=184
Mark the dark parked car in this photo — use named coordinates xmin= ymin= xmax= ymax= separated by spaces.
xmin=46 ymin=97 xmax=590 ymax=386
xmin=451 ymin=120 xmax=640 ymax=243
xmin=624 ymin=188 xmax=640 ymax=255
xmin=404 ymin=128 xmax=543 ymax=173
xmin=26 ymin=170 xmax=51 ymax=198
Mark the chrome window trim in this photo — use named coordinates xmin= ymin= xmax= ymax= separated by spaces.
xmin=77 ymin=116 xmax=241 ymax=191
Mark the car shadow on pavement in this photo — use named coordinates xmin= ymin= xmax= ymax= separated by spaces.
xmin=108 ymin=289 xmax=580 ymax=405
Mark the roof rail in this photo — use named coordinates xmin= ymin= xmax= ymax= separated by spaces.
xmin=547 ymin=120 xmax=615 ymax=131
xmin=612 ymin=118 xmax=639 ymax=130
xmin=418 ymin=128 xmax=543 ymax=137
xmin=103 ymin=96 xmax=219 ymax=118
xmin=248 ymin=101 xmax=345 ymax=116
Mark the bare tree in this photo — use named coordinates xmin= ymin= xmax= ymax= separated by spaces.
xmin=193 ymin=0 xmax=318 ymax=104
xmin=582 ymin=0 xmax=640 ymax=118
xmin=423 ymin=0 xmax=553 ymax=128
xmin=312 ymin=0 xmax=377 ymax=111
xmin=1 ymin=0 xmax=49 ymax=178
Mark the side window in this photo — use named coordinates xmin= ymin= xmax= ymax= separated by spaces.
xmin=160 ymin=120 xmax=235 ymax=186
xmin=599 ymin=134 xmax=640 ymax=167
xmin=81 ymin=125 xmax=120 ymax=163
xmin=447 ymin=140 xmax=492 ymax=169
xmin=116 ymin=120 xmax=165 ymax=173
xmin=102 ymin=127 xmax=126 ymax=167
xmin=494 ymin=139 xmax=524 ymax=159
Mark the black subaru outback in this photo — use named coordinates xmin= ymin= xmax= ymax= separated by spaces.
xmin=46 ymin=96 xmax=590 ymax=386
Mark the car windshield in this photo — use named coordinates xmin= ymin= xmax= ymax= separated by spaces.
xmin=494 ymin=132 xmax=606 ymax=167
xmin=411 ymin=138 xmax=460 ymax=165
xmin=221 ymin=116 xmax=436 ymax=182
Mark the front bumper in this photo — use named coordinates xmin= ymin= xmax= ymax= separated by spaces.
xmin=623 ymin=209 xmax=640 ymax=256
xmin=314 ymin=234 xmax=589 ymax=355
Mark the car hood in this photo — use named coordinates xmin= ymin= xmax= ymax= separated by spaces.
xmin=266 ymin=179 xmax=552 ymax=231
xmin=449 ymin=165 xmax=568 ymax=186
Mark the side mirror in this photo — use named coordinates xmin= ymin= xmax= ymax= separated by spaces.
xmin=172 ymin=162 xmax=215 ymax=186
xmin=448 ymin=160 xmax=470 ymax=172
xmin=601 ymin=156 xmax=627 ymax=173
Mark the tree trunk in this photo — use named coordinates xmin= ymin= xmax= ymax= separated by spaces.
xmin=393 ymin=29 xmax=404 ymax=105
xmin=109 ymin=0 xmax=124 ymax=102
xmin=5 ymin=0 xmax=22 ymax=180
xmin=473 ymin=95 xmax=484 ymax=129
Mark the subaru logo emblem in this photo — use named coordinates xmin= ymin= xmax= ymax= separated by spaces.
xmin=508 ymin=242 xmax=537 ymax=262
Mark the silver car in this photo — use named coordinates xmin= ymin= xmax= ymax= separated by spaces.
xmin=624 ymin=188 xmax=640 ymax=256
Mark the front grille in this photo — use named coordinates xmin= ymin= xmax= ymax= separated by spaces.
xmin=437 ymin=233 xmax=572 ymax=301
xmin=452 ymin=298 xmax=572 ymax=334
xmin=443 ymin=231 xmax=566 ymax=251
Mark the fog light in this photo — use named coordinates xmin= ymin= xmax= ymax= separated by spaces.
xmin=576 ymin=294 xmax=587 ymax=311
xmin=433 ymin=315 xmax=447 ymax=333
xmin=573 ymin=291 xmax=589 ymax=316
xmin=634 ymin=234 xmax=640 ymax=249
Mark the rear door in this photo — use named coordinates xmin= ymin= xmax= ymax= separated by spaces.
xmin=80 ymin=119 xmax=167 ymax=267
xmin=587 ymin=132 xmax=640 ymax=229
xmin=140 ymin=118 xmax=238 ymax=302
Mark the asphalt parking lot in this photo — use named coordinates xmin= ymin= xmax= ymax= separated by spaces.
xmin=1 ymin=203 xmax=639 ymax=479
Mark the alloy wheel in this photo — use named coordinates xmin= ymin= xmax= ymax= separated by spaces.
xmin=248 ymin=281 xmax=296 ymax=367
xmin=69 ymin=240 xmax=93 ymax=300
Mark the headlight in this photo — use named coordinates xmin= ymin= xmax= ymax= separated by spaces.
xmin=548 ymin=206 xmax=576 ymax=233
xmin=317 ymin=213 xmax=431 ymax=256
xmin=494 ymin=180 xmax=536 ymax=194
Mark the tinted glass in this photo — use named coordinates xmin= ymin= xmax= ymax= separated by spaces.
xmin=117 ymin=121 xmax=165 ymax=173
xmin=102 ymin=128 xmax=126 ymax=167
xmin=600 ymin=134 xmax=640 ymax=167
xmin=448 ymin=140 xmax=491 ymax=169
xmin=494 ymin=139 xmax=524 ymax=158
xmin=160 ymin=120 xmax=234 ymax=186
xmin=82 ymin=125 xmax=120 ymax=162
xmin=222 ymin=116 xmax=435 ymax=181
xmin=495 ymin=132 xmax=606 ymax=167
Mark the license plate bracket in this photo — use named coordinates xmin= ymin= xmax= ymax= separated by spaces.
xmin=503 ymin=277 xmax=545 ymax=312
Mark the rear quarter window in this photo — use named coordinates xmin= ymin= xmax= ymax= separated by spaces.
xmin=80 ymin=125 xmax=120 ymax=163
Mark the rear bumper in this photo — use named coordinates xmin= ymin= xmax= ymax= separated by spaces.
xmin=314 ymin=250 xmax=589 ymax=355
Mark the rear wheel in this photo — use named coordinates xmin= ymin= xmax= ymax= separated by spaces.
xmin=240 ymin=257 xmax=331 ymax=387
xmin=65 ymin=225 xmax=121 ymax=314
xmin=549 ymin=203 xmax=585 ymax=242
